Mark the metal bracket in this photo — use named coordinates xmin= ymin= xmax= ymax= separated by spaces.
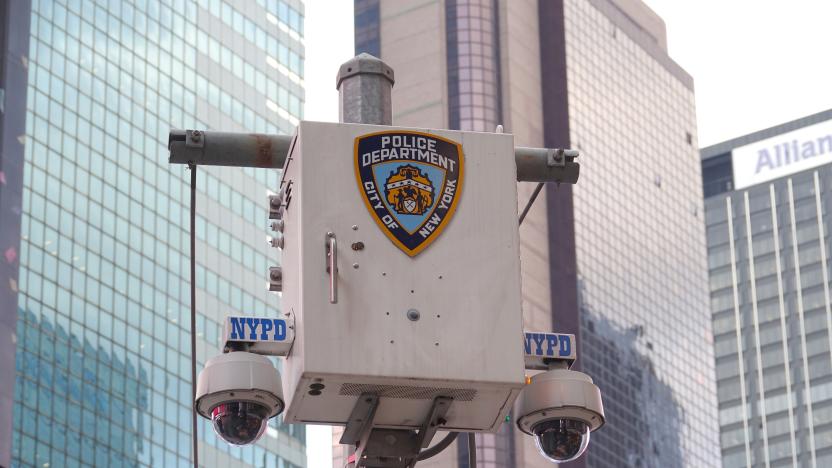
xmin=341 ymin=393 xmax=380 ymax=445
xmin=415 ymin=397 xmax=452 ymax=449
xmin=357 ymin=429 xmax=419 ymax=468
xmin=346 ymin=396 xmax=453 ymax=468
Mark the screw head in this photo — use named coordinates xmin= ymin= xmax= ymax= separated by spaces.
xmin=406 ymin=309 xmax=420 ymax=321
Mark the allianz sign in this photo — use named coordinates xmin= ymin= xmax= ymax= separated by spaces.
xmin=731 ymin=119 xmax=832 ymax=190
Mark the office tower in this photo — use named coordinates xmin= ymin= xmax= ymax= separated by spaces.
xmin=1 ymin=0 xmax=33 ymax=466
xmin=7 ymin=0 xmax=306 ymax=466
xmin=344 ymin=0 xmax=721 ymax=467
xmin=702 ymin=109 xmax=832 ymax=467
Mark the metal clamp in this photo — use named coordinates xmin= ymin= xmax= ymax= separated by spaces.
xmin=546 ymin=148 xmax=579 ymax=167
xmin=185 ymin=129 xmax=205 ymax=149
xmin=326 ymin=232 xmax=337 ymax=304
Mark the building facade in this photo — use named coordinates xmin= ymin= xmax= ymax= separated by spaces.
xmin=7 ymin=0 xmax=306 ymax=466
xmin=345 ymin=0 xmax=721 ymax=467
xmin=703 ymin=109 xmax=832 ymax=468
xmin=1 ymin=1 xmax=33 ymax=466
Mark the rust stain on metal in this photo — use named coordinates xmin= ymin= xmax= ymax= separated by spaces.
xmin=253 ymin=134 xmax=274 ymax=168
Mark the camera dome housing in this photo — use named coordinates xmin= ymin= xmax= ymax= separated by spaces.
xmin=195 ymin=352 xmax=284 ymax=445
xmin=516 ymin=368 xmax=604 ymax=463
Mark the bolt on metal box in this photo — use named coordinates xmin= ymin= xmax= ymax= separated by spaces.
xmin=279 ymin=121 xmax=524 ymax=432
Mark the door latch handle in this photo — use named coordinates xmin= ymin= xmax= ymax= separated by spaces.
xmin=326 ymin=232 xmax=337 ymax=304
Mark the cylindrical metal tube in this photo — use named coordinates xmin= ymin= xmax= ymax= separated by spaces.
xmin=514 ymin=147 xmax=581 ymax=184
xmin=168 ymin=130 xmax=293 ymax=169
xmin=336 ymin=53 xmax=395 ymax=125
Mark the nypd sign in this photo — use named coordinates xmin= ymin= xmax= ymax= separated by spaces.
xmin=222 ymin=315 xmax=294 ymax=356
xmin=523 ymin=332 xmax=576 ymax=370
xmin=732 ymin=119 xmax=832 ymax=189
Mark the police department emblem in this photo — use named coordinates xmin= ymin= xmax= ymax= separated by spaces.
xmin=355 ymin=131 xmax=464 ymax=256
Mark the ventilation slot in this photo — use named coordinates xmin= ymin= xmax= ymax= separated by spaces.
xmin=339 ymin=383 xmax=477 ymax=401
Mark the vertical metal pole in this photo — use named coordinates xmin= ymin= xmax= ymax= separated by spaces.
xmin=189 ymin=164 xmax=199 ymax=468
xmin=336 ymin=53 xmax=395 ymax=125
xmin=336 ymin=54 xmax=394 ymax=467
xmin=467 ymin=433 xmax=477 ymax=467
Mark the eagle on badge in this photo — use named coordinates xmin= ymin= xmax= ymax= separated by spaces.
xmin=385 ymin=165 xmax=434 ymax=216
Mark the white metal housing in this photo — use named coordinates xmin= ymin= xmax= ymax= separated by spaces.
xmin=515 ymin=369 xmax=605 ymax=435
xmin=279 ymin=121 xmax=525 ymax=432
xmin=195 ymin=352 xmax=284 ymax=418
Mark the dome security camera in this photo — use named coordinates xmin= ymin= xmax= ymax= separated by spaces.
xmin=195 ymin=352 xmax=285 ymax=446
xmin=515 ymin=368 xmax=605 ymax=464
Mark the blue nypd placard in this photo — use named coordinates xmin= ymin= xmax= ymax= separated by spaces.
xmin=354 ymin=131 xmax=464 ymax=257
xmin=523 ymin=332 xmax=576 ymax=369
xmin=223 ymin=315 xmax=294 ymax=356
xmin=227 ymin=316 xmax=288 ymax=341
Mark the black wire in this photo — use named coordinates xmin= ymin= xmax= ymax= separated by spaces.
xmin=518 ymin=182 xmax=544 ymax=226
xmin=189 ymin=164 xmax=199 ymax=468
xmin=468 ymin=433 xmax=476 ymax=467
xmin=415 ymin=432 xmax=459 ymax=461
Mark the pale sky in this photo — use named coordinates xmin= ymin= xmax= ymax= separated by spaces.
xmin=642 ymin=0 xmax=832 ymax=147
xmin=302 ymin=0 xmax=353 ymax=465
xmin=301 ymin=1 xmax=831 ymax=466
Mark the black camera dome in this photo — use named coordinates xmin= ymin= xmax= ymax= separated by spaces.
xmin=532 ymin=418 xmax=590 ymax=463
xmin=211 ymin=401 xmax=272 ymax=445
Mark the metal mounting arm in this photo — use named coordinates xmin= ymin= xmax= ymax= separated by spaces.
xmin=515 ymin=147 xmax=580 ymax=184
xmin=168 ymin=129 xmax=579 ymax=184
xmin=168 ymin=129 xmax=293 ymax=169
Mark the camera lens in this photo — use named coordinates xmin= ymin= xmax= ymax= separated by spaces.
xmin=532 ymin=419 xmax=590 ymax=463
xmin=211 ymin=401 xmax=271 ymax=445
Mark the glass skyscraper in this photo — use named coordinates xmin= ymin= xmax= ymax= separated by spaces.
xmin=7 ymin=0 xmax=306 ymax=466
xmin=348 ymin=1 xmax=721 ymax=467
xmin=703 ymin=109 xmax=832 ymax=467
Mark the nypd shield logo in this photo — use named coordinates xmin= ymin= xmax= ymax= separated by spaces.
xmin=355 ymin=131 xmax=464 ymax=256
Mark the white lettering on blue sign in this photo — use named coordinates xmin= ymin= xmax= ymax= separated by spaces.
xmin=228 ymin=316 xmax=288 ymax=341
xmin=523 ymin=332 xmax=572 ymax=359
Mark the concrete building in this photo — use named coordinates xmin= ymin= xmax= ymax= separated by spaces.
xmin=340 ymin=0 xmax=721 ymax=467
xmin=702 ymin=109 xmax=832 ymax=467
xmin=4 ymin=0 xmax=306 ymax=466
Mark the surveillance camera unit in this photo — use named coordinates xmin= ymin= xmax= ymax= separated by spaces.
xmin=195 ymin=351 xmax=285 ymax=445
xmin=515 ymin=368 xmax=605 ymax=463
xmin=519 ymin=332 xmax=605 ymax=463
xmin=185 ymin=121 xmax=602 ymax=466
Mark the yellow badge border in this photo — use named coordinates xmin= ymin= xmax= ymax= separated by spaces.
xmin=354 ymin=130 xmax=465 ymax=257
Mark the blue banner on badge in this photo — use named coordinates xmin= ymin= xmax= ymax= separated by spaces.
xmin=354 ymin=131 xmax=464 ymax=256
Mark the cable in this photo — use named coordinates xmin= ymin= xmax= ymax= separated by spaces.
xmin=416 ymin=432 xmax=459 ymax=461
xmin=467 ymin=433 xmax=476 ymax=468
xmin=518 ymin=182 xmax=544 ymax=226
xmin=189 ymin=164 xmax=199 ymax=468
